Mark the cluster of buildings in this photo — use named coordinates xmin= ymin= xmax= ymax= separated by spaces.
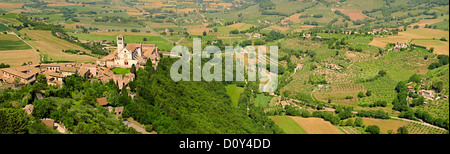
xmin=1 ymin=35 xmax=158 ymax=90
xmin=406 ymin=79 xmax=447 ymax=101
xmin=96 ymin=35 xmax=160 ymax=69
xmin=0 ymin=62 xmax=133 ymax=89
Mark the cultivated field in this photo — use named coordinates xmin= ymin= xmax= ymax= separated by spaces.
xmin=20 ymin=29 xmax=97 ymax=63
xmin=290 ymin=116 xmax=343 ymax=134
xmin=255 ymin=94 xmax=272 ymax=107
xmin=370 ymin=28 xmax=449 ymax=55
xmin=217 ymin=23 xmax=256 ymax=34
xmin=0 ymin=33 xmax=39 ymax=66
xmin=184 ymin=23 xmax=212 ymax=35
xmin=369 ymin=35 xmax=410 ymax=48
xmin=0 ymin=3 xmax=23 ymax=8
xmin=0 ymin=34 xmax=31 ymax=51
xmin=360 ymin=118 xmax=408 ymax=134
xmin=269 ymin=116 xmax=307 ymax=134
xmin=0 ymin=49 xmax=40 ymax=67
xmin=68 ymin=32 xmax=174 ymax=51
xmin=282 ymin=13 xmax=303 ymax=23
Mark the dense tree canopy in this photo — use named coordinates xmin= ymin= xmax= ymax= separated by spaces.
xmin=125 ymin=58 xmax=283 ymax=134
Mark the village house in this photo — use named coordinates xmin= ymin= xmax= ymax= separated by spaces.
xmin=96 ymin=35 xmax=160 ymax=69
xmin=0 ymin=64 xmax=40 ymax=84
xmin=97 ymin=97 xmax=109 ymax=106
xmin=60 ymin=66 xmax=77 ymax=77
xmin=253 ymin=33 xmax=261 ymax=38
xmin=407 ymin=86 xmax=415 ymax=92
xmin=108 ymin=106 xmax=124 ymax=117
xmin=303 ymin=33 xmax=311 ymax=39
xmin=41 ymin=118 xmax=55 ymax=129
xmin=418 ymin=90 xmax=435 ymax=100
xmin=394 ymin=42 xmax=407 ymax=50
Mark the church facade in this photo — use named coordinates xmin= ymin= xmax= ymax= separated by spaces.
xmin=97 ymin=35 xmax=160 ymax=68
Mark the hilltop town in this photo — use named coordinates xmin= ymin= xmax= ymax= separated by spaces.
xmin=0 ymin=0 xmax=449 ymax=135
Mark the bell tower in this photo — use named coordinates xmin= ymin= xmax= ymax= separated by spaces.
xmin=117 ymin=35 xmax=125 ymax=51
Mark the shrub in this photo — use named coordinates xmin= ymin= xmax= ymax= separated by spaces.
xmin=354 ymin=117 xmax=364 ymax=127
xmin=357 ymin=91 xmax=366 ymax=98
xmin=366 ymin=125 xmax=380 ymax=134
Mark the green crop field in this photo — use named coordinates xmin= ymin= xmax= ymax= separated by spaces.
xmin=255 ymin=94 xmax=272 ymax=107
xmin=112 ymin=67 xmax=130 ymax=76
xmin=269 ymin=116 xmax=307 ymax=134
xmin=0 ymin=34 xmax=31 ymax=50
xmin=226 ymin=84 xmax=244 ymax=107
xmin=0 ymin=24 xmax=9 ymax=31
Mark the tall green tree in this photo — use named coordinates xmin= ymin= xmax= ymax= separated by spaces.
xmin=0 ymin=108 xmax=30 ymax=134
xmin=130 ymin=64 xmax=136 ymax=75
xmin=366 ymin=125 xmax=380 ymax=134
xmin=397 ymin=126 xmax=408 ymax=134
xmin=355 ymin=117 xmax=364 ymax=127
xmin=33 ymin=74 xmax=48 ymax=92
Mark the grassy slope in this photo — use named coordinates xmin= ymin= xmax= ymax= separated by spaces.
xmin=269 ymin=116 xmax=307 ymax=134
xmin=20 ymin=29 xmax=97 ymax=63
xmin=225 ymin=84 xmax=244 ymax=107
xmin=0 ymin=34 xmax=31 ymax=50
xmin=255 ymin=94 xmax=272 ymax=107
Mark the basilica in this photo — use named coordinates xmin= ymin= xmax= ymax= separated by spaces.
xmin=96 ymin=35 xmax=160 ymax=68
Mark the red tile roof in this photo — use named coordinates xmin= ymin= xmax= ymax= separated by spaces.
xmin=97 ymin=97 xmax=108 ymax=106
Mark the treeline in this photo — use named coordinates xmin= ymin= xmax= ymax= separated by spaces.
xmin=264 ymin=30 xmax=285 ymax=42
xmin=356 ymin=109 xmax=390 ymax=119
xmin=254 ymin=0 xmax=276 ymax=10
xmin=62 ymin=49 xmax=86 ymax=55
xmin=0 ymin=63 xmax=11 ymax=68
xmin=428 ymin=55 xmax=449 ymax=70
xmin=16 ymin=14 xmax=64 ymax=32
xmin=334 ymin=10 xmax=351 ymax=21
xmin=284 ymin=105 xmax=311 ymax=117
xmin=312 ymin=111 xmax=341 ymax=125
xmin=93 ymin=16 xmax=145 ymax=27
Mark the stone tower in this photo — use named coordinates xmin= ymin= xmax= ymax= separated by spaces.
xmin=117 ymin=35 xmax=125 ymax=51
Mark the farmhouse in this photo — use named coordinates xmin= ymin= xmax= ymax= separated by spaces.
xmin=394 ymin=42 xmax=407 ymax=50
xmin=407 ymin=86 xmax=415 ymax=92
xmin=418 ymin=90 xmax=435 ymax=100
xmin=96 ymin=35 xmax=160 ymax=69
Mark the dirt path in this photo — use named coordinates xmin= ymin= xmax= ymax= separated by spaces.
xmin=4 ymin=25 xmax=44 ymax=63
xmin=145 ymin=25 xmax=174 ymax=44
xmin=124 ymin=118 xmax=157 ymax=134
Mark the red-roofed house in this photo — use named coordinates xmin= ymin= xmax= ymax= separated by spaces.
xmin=97 ymin=97 xmax=108 ymax=106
